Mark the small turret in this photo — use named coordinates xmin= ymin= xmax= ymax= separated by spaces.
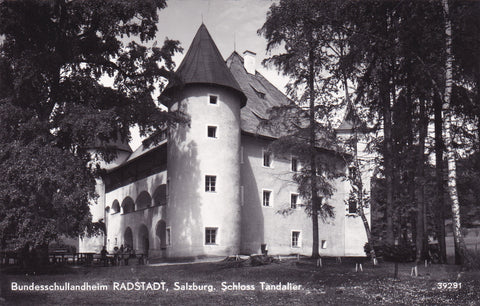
xmin=80 ymin=136 xmax=132 ymax=253
xmin=335 ymin=100 xmax=359 ymax=142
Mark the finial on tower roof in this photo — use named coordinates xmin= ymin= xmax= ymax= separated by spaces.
xmin=163 ymin=24 xmax=246 ymax=107
xmin=234 ymin=32 xmax=236 ymax=52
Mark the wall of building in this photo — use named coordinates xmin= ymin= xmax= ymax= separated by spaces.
xmin=104 ymin=170 xmax=168 ymax=258
xmin=167 ymin=85 xmax=242 ymax=258
xmin=80 ymin=97 xmax=369 ymax=259
xmin=78 ymin=179 xmax=106 ymax=253
xmin=337 ymin=130 xmax=372 ymax=257
xmin=79 ymin=150 xmax=130 ymax=253
xmin=240 ymin=135 xmax=356 ymax=256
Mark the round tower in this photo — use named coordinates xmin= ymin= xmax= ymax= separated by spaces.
xmin=79 ymin=137 xmax=132 ymax=253
xmin=164 ymin=24 xmax=247 ymax=257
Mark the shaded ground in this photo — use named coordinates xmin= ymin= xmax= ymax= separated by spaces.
xmin=1 ymin=257 xmax=479 ymax=305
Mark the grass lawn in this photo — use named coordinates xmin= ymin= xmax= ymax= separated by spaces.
xmin=1 ymin=257 xmax=479 ymax=305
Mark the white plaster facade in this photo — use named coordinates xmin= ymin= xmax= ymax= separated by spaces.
xmin=79 ymin=24 xmax=371 ymax=259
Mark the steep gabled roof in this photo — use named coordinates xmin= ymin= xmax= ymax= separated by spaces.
xmin=164 ymin=24 xmax=246 ymax=106
xmin=336 ymin=111 xmax=355 ymax=132
xmin=91 ymin=135 xmax=132 ymax=153
xmin=226 ymin=51 xmax=291 ymax=138
xmin=227 ymin=52 xmax=343 ymax=155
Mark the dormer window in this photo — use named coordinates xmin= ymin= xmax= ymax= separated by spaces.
xmin=263 ymin=150 xmax=272 ymax=168
xmin=250 ymin=85 xmax=265 ymax=99
xmin=291 ymin=157 xmax=298 ymax=172
xmin=209 ymin=95 xmax=218 ymax=105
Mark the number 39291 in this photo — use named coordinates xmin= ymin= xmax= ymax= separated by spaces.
xmin=436 ymin=282 xmax=462 ymax=290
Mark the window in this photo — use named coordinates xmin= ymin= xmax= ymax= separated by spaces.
xmin=153 ymin=184 xmax=167 ymax=206
xmin=209 ymin=95 xmax=218 ymax=105
xmin=291 ymin=157 xmax=298 ymax=172
xmin=205 ymin=175 xmax=216 ymax=192
xmin=166 ymin=228 xmax=171 ymax=246
xmin=207 ymin=126 xmax=217 ymax=138
xmin=263 ymin=150 xmax=272 ymax=167
xmin=112 ymin=200 xmax=120 ymax=213
xmin=121 ymin=197 xmax=135 ymax=214
xmin=240 ymin=146 xmax=244 ymax=164
xmin=240 ymin=186 xmax=244 ymax=206
xmin=291 ymin=193 xmax=298 ymax=209
xmin=205 ymin=227 xmax=217 ymax=245
xmin=348 ymin=200 xmax=357 ymax=214
xmin=136 ymin=191 xmax=152 ymax=209
xmin=348 ymin=166 xmax=357 ymax=179
xmin=263 ymin=190 xmax=272 ymax=207
xmin=292 ymin=231 xmax=301 ymax=248
xmin=167 ymin=178 xmax=170 ymax=197
xmin=321 ymin=240 xmax=327 ymax=249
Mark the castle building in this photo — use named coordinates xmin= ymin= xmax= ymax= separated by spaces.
xmin=79 ymin=24 xmax=370 ymax=259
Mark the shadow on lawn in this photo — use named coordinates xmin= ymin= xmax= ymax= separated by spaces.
xmin=1 ymin=264 xmax=88 ymax=276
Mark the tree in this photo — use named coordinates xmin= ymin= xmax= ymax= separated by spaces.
xmin=441 ymin=0 xmax=467 ymax=265
xmin=434 ymin=91 xmax=448 ymax=263
xmin=260 ymin=0 xmax=479 ymax=264
xmin=0 ymin=0 xmax=182 ymax=253
xmin=259 ymin=0 xmax=343 ymax=258
xmin=342 ymin=100 xmax=378 ymax=264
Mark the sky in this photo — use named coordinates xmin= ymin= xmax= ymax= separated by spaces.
xmin=129 ymin=0 xmax=289 ymax=149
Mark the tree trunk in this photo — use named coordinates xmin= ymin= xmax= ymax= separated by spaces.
xmin=308 ymin=47 xmax=320 ymax=259
xmin=382 ymin=78 xmax=395 ymax=245
xmin=415 ymin=99 xmax=428 ymax=263
xmin=434 ymin=92 xmax=447 ymax=263
xmin=406 ymin=84 xmax=416 ymax=247
xmin=442 ymin=0 xmax=467 ymax=265
xmin=353 ymin=142 xmax=377 ymax=263
xmin=344 ymin=74 xmax=377 ymax=264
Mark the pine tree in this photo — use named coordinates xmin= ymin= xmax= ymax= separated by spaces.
xmin=259 ymin=0 xmax=344 ymax=258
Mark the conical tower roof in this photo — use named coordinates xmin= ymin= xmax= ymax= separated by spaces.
xmin=337 ymin=101 xmax=356 ymax=132
xmin=164 ymin=24 xmax=246 ymax=106
xmin=336 ymin=97 xmax=367 ymax=134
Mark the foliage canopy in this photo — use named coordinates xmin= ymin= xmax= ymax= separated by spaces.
xmin=0 ymin=0 xmax=182 ymax=249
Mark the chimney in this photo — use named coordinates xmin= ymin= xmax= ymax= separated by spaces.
xmin=243 ymin=50 xmax=256 ymax=75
